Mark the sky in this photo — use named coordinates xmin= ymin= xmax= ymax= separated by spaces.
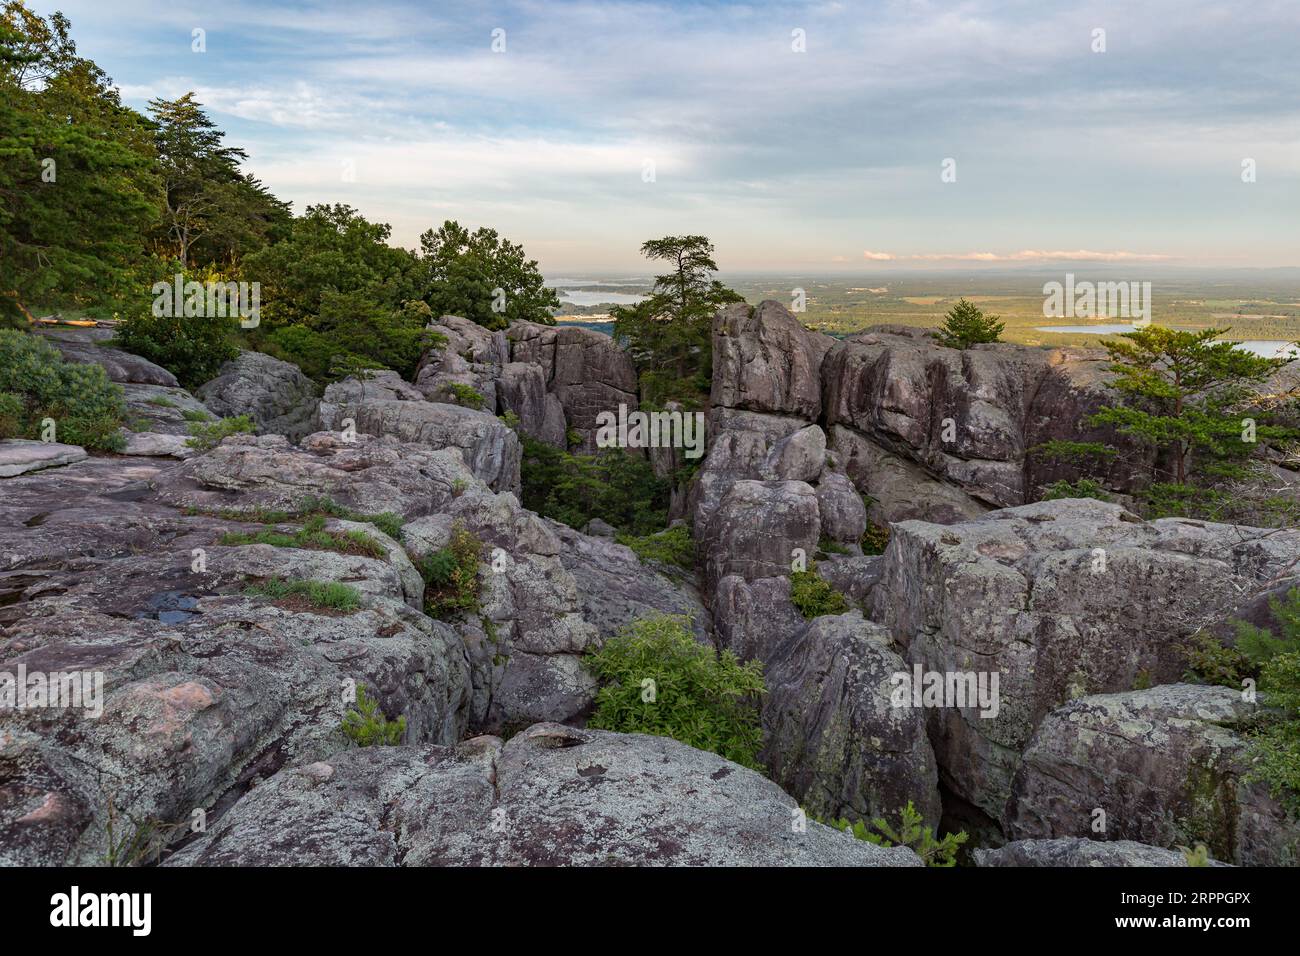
xmin=31 ymin=0 xmax=1300 ymax=273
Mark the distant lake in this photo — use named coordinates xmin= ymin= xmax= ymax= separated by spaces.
xmin=558 ymin=290 xmax=646 ymax=306
xmin=1037 ymin=325 xmax=1298 ymax=358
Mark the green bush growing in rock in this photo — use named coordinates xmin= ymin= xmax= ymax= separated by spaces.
xmin=861 ymin=521 xmax=891 ymax=556
xmin=244 ymin=577 xmax=361 ymax=612
xmin=441 ymin=382 xmax=485 ymax=410
xmin=825 ymin=800 xmax=968 ymax=867
xmin=185 ymin=413 xmax=255 ymax=451
xmin=340 ymin=685 xmax=406 ymax=747
xmin=616 ymin=525 xmax=695 ymax=570
xmin=0 ymin=329 xmax=125 ymax=450
xmin=295 ymin=495 xmax=405 ymax=541
xmin=417 ymin=525 xmax=483 ymax=619
xmin=219 ymin=514 xmax=386 ymax=558
xmin=585 ymin=613 xmax=766 ymax=769
xmin=112 ymin=280 xmax=240 ymax=389
xmin=790 ymin=564 xmax=850 ymax=619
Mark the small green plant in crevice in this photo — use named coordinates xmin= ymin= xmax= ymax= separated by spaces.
xmin=824 ymin=801 xmax=968 ymax=867
xmin=244 ymin=577 xmax=361 ymax=612
xmin=181 ymin=407 xmax=215 ymax=422
xmin=340 ymin=685 xmax=406 ymax=747
xmin=185 ymin=413 xmax=255 ymax=452
xmin=817 ymin=536 xmax=851 ymax=557
xmin=861 ymin=521 xmax=891 ymax=556
xmin=441 ymin=382 xmax=485 ymax=410
xmin=295 ymin=495 xmax=405 ymax=541
xmin=1182 ymin=630 xmax=1251 ymax=688
xmin=1041 ymin=477 xmax=1113 ymax=502
xmin=1180 ymin=843 xmax=1212 ymax=867
xmin=417 ymin=525 xmax=483 ymax=619
xmin=99 ymin=792 xmax=181 ymax=867
xmin=145 ymin=395 xmax=178 ymax=408
xmin=790 ymin=563 xmax=850 ymax=619
xmin=220 ymin=514 xmax=386 ymax=558
xmin=584 ymin=613 xmax=766 ymax=769
xmin=617 ymin=525 xmax=695 ymax=570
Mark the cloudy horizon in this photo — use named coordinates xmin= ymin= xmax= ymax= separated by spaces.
xmin=35 ymin=0 xmax=1300 ymax=273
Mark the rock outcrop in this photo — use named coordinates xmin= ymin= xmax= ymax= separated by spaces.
xmin=165 ymin=723 xmax=923 ymax=867
xmin=875 ymin=498 xmax=1300 ymax=821
xmin=195 ymin=350 xmax=319 ymax=441
xmin=1005 ymin=684 xmax=1300 ymax=866
xmin=974 ymin=838 xmax=1229 ymax=867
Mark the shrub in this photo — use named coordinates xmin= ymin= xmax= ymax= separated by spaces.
xmin=340 ymin=685 xmax=406 ymax=747
xmin=1248 ymin=651 xmax=1300 ymax=815
xmin=417 ymin=526 xmax=483 ymax=618
xmin=790 ymin=564 xmax=850 ymax=619
xmin=825 ymin=801 xmax=968 ymax=867
xmin=936 ymin=298 xmax=1004 ymax=349
xmin=442 ymin=382 xmax=485 ymax=410
xmin=585 ymin=614 xmax=766 ymax=769
xmin=244 ymin=577 xmax=361 ymax=611
xmin=220 ymin=514 xmax=386 ymax=558
xmin=1041 ymin=478 xmax=1113 ymax=502
xmin=0 ymin=330 xmax=125 ymax=451
xmin=861 ymin=521 xmax=891 ymax=556
xmin=113 ymin=293 xmax=240 ymax=390
xmin=617 ymin=526 xmax=695 ymax=570
xmin=185 ymin=414 xmax=255 ymax=452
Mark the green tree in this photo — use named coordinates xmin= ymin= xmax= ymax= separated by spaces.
xmin=1090 ymin=326 xmax=1288 ymax=487
xmin=148 ymin=94 xmax=289 ymax=269
xmin=0 ymin=2 xmax=161 ymax=325
xmin=415 ymin=220 xmax=559 ymax=331
xmin=611 ymin=235 xmax=743 ymax=407
xmin=936 ymin=297 xmax=1004 ymax=349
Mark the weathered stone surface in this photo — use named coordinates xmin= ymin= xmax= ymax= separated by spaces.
xmin=829 ymin=425 xmax=987 ymax=525
xmin=120 ymin=431 xmax=193 ymax=458
xmin=194 ymin=350 xmax=319 ymax=441
xmin=974 ymin=837 xmax=1230 ymax=867
xmin=821 ymin=326 xmax=1146 ymax=507
xmin=152 ymin=432 xmax=479 ymax=519
xmin=120 ymin=384 xmax=214 ymax=436
xmin=508 ymin=322 xmax=637 ymax=454
xmin=875 ymin=498 xmax=1300 ymax=819
xmin=548 ymin=520 xmax=710 ymax=643
xmin=711 ymin=301 xmax=830 ymax=418
xmin=165 ymin=723 xmax=923 ymax=866
xmin=0 ymin=440 xmax=87 ymax=477
xmin=1005 ymin=684 xmax=1300 ymax=866
xmin=712 ymin=574 xmax=804 ymax=664
xmin=764 ymin=424 xmax=826 ymax=482
xmin=815 ymin=471 xmax=867 ymax=545
xmin=703 ymin=480 xmax=820 ymax=597
xmin=762 ymin=612 xmax=941 ymax=826
xmin=39 ymin=328 xmax=178 ymax=386
xmin=497 ymin=362 xmax=566 ymax=447
xmin=817 ymin=554 xmax=884 ymax=608
xmin=317 ymin=397 xmax=520 ymax=495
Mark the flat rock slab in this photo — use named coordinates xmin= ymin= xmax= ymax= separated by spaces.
xmin=0 ymin=440 xmax=87 ymax=477
xmin=121 ymin=431 xmax=193 ymax=458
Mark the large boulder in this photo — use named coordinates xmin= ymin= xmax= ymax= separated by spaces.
xmin=119 ymin=383 xmax=214 ymax=437
xmin=711 ymin=301 xmax=831 ymax=419
xmin=194 ymin=350 xmax=319 ymax=441
xmin=703 ymin=480 xmax=820 ymax=597
xmin=164 ymin=723 xmax=923 ymax=866
xmin=761 ymin=612 xmax=941 ymax=827
xmin=1005 ymin=684 xmax=1300 ymax=867
xmin=497 ymin=362 xmax=566 ymax=447
xmin=38 ymin=328 xmax=178 ymax=387
xmin=507 ymin=322 xmax=638 ymax=454
xmin=712 ymin=574 xmax=805 ymax=664
xmin=316 ymin=394 xmax=520 ymax=495
xmin=413 ymin=317 xmax=506 ymax=413
xmin=0 ymin=440 xmax=86 ymax=478
xmin=875 ymin=498 xmax=1300 ymax=820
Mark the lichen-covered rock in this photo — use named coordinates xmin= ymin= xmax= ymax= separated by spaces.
xmin=120 ymin=383 xmax=214 ymax=436
xmin=703 ymin=480 xmax=820 ymax=597
xmin=1005 ymin=684 xmax=1300 ymax=867
xmin=712 ymin=574 xmax=804 ymax=664
xmin=0 ymin=440 xmax=86 ymax=477
xmin=711 ymin=301 xmax=830 ymax=419
xmin=763 ymin=424 xmax=826 ymax=483
xmin=815 ymin=471 xmax=868 ymax=545
xmin=152 ymin=432 xmax=479 ymax=519
xmin=875 ymin=498 xmax=1300 ymax=820
xmin=316 ymin=397 xmax=520 ymax=495
xmin=762 ymin=612 xmax=941 ymax=827
xmin=974 ymin=837 xmax=1230 ymax=867
xmin=164 ymin=723 xmax=923 ymax=866
xmin=194 ymin=350 xmax=319 ymax=441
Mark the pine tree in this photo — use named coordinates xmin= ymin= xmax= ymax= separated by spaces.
xmin=936 ymin=298 xmax=1004 ymax=348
